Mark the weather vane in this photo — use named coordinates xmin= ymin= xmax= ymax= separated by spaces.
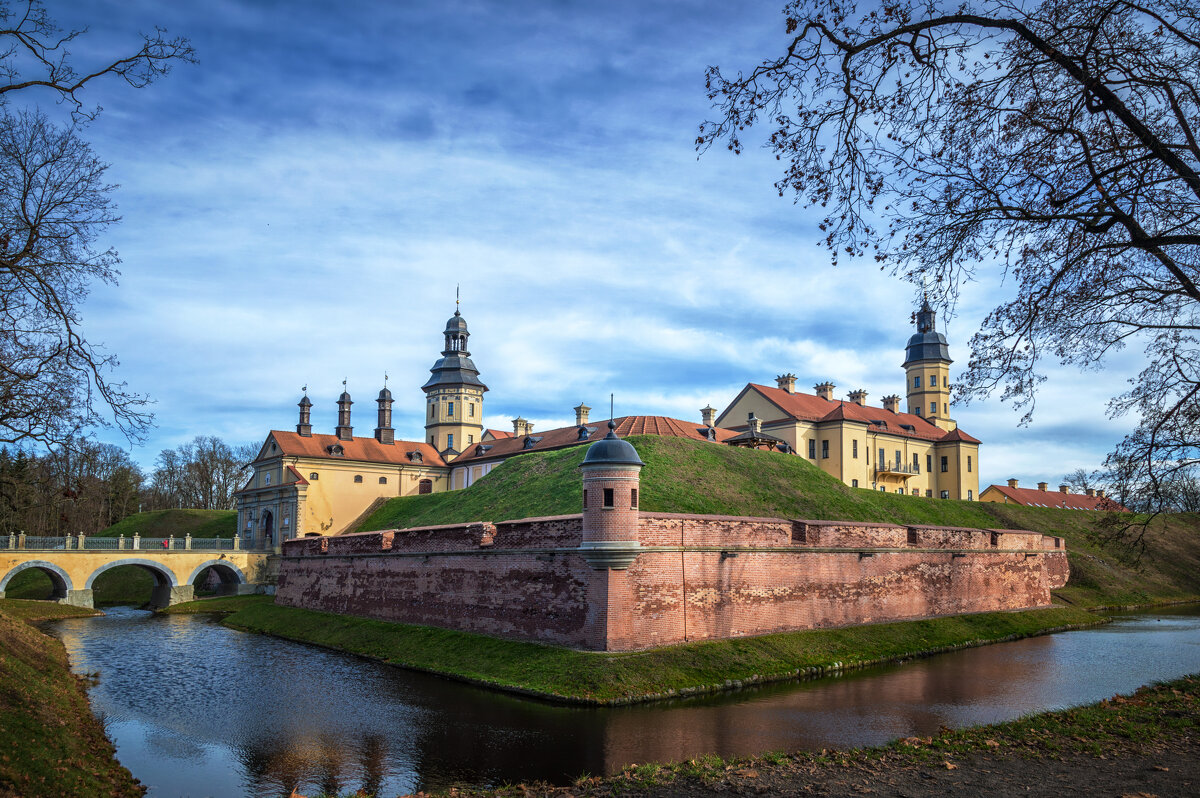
xmin=384 ymin=371 xmax=388 ymax=387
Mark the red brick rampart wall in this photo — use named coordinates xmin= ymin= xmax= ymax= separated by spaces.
xmin=276 ymin=513 xmax=1069 ymax=651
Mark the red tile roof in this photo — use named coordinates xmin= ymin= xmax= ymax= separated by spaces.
xmin=482 ymin=429 xmax=513 ymax=440
xmin=261 ymin=431 xmax=447 ymax=468
xmin=742 ymin=384 xmax=980 ymax=444
xmin=981 ymin=484 xmax=1129 ymax=511
xmin=449 ymin=415 xmax=738 ymax=465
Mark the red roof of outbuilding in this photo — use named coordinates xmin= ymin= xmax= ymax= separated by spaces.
xmin=449 ymin=415 xmax=738 ymax=465
xmin=741 ymin=384 xmax=979 ymax=443
xmin=982 ymin=484 xmax=1129 ymax=511
xmin=260 ymin=431 xmax=447 ymax=468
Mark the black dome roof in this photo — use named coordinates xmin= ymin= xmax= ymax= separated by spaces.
xmin=582 ymin=422 xmax=644 ymax=467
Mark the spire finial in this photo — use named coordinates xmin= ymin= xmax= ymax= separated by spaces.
xmin=383 ymin=371 xmax=388 ymax=387
xmin=455 ymin=284 xmax=461 ymax=316
xmin=343 ymin=378 xmax=347 ymax=389
xmin=302 ymin=384 xmax=307 ymax=396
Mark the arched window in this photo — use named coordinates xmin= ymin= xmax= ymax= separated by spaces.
xmin=353 ymin=475 xmax=363 ymax=483
xmin=418 ymin=479 xmax=433 ymax=494
xmin=309 ymin=472 xmax=319 ymax=480
xmin=378 ymin=477 xmax=387 ymax=485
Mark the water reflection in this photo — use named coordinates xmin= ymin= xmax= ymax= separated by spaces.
xmin=47 ymin=605 xmax=1200 ymax=797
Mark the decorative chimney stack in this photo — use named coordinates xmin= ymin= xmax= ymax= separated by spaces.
xmin=578 ymin=420 xmax=644 ymax=571
xmin=296 ymin=391 xmax=313 ymax=437
xmin=574 ymin=402 xmax=591 ymax=425
xmin=1059 ymin=484 xmax=1070 ymax=494
xmin=700 ymin=405 xmax=717 ymax=427
xmin=1097 ymin=489 xmax=1106 ymax=498
xmin=335 ymin=386 xmax=353 ymax=441
xmin=747 ymin=412 xmax=763 ymax=435
xmin=847 ymin=389 xmax=868 ymax=406
xmin=814 ymin=381 xmax=836 ymax=401
xmin=1086 ymin=488 xmax=1096 ymax=498
xmin=1037 ymin=481 xmax=1048 ymax=492
xmin=512 ymin=417 xmax=532 ymax=436
xmin=375 ymin=385 xmax=395 ymax=445
xmin=776 ymin=373 xmax=797 ymax=394
xmin=1007 ymin=478 xmax=1019 ymax=489
xmin=882 ymin=394 xmax=901 ymax=413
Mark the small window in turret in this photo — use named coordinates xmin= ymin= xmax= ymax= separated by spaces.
xmin=469 ymin=404 xmax=475 ymax=417
xmin=631 ymin=488 xmax=638 ymax=509
xmin=930 ymin=375 xmax=938 ymax=386
xmin=913 ymin=376 xmax=921 ymax=388
xmin=448 ymin=401 xmax=454 ymax=417
xmin=603 ymin=488 xmax=614 ymax=508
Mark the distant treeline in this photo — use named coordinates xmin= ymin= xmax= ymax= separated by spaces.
xmin=0 ymin=436 xmax=256 ymax=537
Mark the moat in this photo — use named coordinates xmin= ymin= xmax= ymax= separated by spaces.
xmin=47 ymin=605 xmax=1200 ymax=798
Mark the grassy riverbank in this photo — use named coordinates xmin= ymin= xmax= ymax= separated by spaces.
xmin=0 ymin=600 xmax=143 ymax=798
xmin=472 ymin=674 xmax=1200 ymax=798
xmin=170 ymin=596 xmax=1099 ymax=704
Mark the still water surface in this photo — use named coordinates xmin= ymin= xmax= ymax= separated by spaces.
xmin=47 ymin=605 xmax=1200 ymax=798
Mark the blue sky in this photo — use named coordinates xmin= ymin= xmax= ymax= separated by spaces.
xmin=38 ymin=0 xmax=1139 ymax=488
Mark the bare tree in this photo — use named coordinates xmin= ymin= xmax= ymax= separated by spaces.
xmin=0 ymin=1 xmax=193 ymax=448
xmin=698 ymin=1 xmax=1199 ymax=518
xmin=1063 ymin=468 xmax=1093 ymax=494
xmin=148 ymin=437 xmax=254 ymax=511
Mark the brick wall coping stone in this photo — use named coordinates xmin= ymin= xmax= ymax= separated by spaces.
xmin=380 ymin=513 xmax=582 ymax=534
xmin=280 ymin=544 xmax=1062 ymax=560
xmin=640 ymin=511 xmax=792 ymax=524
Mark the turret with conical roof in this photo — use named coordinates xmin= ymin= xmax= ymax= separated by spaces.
xmin=422 ymin=304 xmax=487 ymax=454
xmin=903 ymin=298 xmax=956 ymax=431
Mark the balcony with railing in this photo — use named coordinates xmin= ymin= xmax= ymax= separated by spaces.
xmin=875 ymin=461 xmax=920 ymax=478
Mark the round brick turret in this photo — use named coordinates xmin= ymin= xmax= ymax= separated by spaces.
xmin=579 ymin=421 xmax=643 ymax=570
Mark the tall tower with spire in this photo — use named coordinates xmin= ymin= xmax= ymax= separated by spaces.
xmin=903 ymin=298 xmax=956 ymax=431
xmin=421 ymin=302 xmax=487 ymax=454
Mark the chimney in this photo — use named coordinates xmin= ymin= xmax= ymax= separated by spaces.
xmin=1086 ymin=488 xmax=1096 ymax=497
xmin=1097 ymin=489 xmax=1106 ymax=498
xmin=512 ymin=416 xmax=532 ymax=436
xmin=296 ymin=394 xmax=313 ymax=437
xmin=700 ymin=405 xmax=717 ymax=427
xmin=747 ymin=412 xmax=763 ymax=435
xmin=1037 ymin=481 xmax=1048 ymax=492
xmin=847 ymin=389 xmax=868 ymax=406
xmin=335 ymin=390 xmax=353 ymax=441
xmin=375 ymin=387 xmax=394 ymax=445
xmin=1059 ymin=484 xmax=1069 ymax=494
xmin=814 ymin=381 xmax=836 ymax=401
xmin=574 ymin=402 xmax=591 ymax=425
xmin=1007 ymin=478 xmax=1019 ymax=489
xmin=776 ymin=373 xmax=797 ymax=394
xmin=882 ymin=394 xmax=901 ymax=413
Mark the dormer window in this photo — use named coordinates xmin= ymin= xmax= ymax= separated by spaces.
xmin=327 ymin=444 xmax=344 ymax=456
xmin=407 ymin=450 xmax=423 ymax=462
xmin=270 ymin=442 xmax=277 ymax=453
xmin=576 ymin=426 xmax=592 ymax=441
xmin=523 ymin=436 xmax=543 ymax=450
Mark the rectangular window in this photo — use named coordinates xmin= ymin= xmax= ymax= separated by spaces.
xmin=913 ymin=376 xmax=921 ymax=388
xmin=915 ymin=406 xmax=922 ymax=416
xmin=940 ymin=490 xmax=950 ymax=499
xmin=967 ymin=455 xmax=972 ymax=472
xmin=930 ymin=374 xmax=938 ymax=386
xmin=930 ymin=401 xmax=937 ymax=414
xmin=447 ymin=433 xmax=454 ymax=450
xmin=944 ymin=403 xmax=948 ymax=414
xmin=631 ymin=488 xmax=638 ymax=509
xmin=808 ymin=439 xmax=816 ymax=459
xmin=927 ymin=454 xmax=933 ymax=472
xmin=429 ymin=405 xmax=434 ymax=418
xmin=469 ymin=403 xmax=475 ymax=417
xmin=851 ymin=479 xmax=858 ymax=487
xmin=912 ymin=488 xmax=919 ymax=496
xmin=468 ymin=434 xmax=474 ymax=444
xmin=582 ymin=490 xmax=588 ymax=509
xmin=967 ymin=489 xmax=973 ymax=501
xmin=448 ymin=401 xmax=454 ymax=417
xmin=603 ymin=487 xmax=614 ymax=508
xmin=895 ymin=450 xmax=901 ymax=468
xmin=878 ymin=448 xmax=885 ymax=465
xmin=821 ymin=440 xmax=829 ymax=459
xmin=912 ymin=453 xmax=919 ymax=471
xmin=897 ymin=488 xmax=903 ymax=494
xmin=925 ymin=489 xmax=933 ymax=498
xmin=852 ymin=440 xmax=858 ymax=458
xmin=941 ymin=456 xmax=949 ymax=473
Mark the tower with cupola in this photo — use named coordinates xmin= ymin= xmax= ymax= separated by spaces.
xmin=903 ymin=298 xmax=956 ymax=431
xmin=421 ymin=305 xmax=487 ymax=454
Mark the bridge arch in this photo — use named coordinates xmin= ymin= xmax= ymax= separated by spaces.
xmin=0 ymin=560 xmax=74 ymax=600
xmin=186 ymin=559 xmax=248 ymax=589
xmin=83 ymin=558 xmax=179 ymax=590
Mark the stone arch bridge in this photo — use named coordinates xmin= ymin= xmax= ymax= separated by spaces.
xmin=1 ymin=537 xmax=273 ymax=609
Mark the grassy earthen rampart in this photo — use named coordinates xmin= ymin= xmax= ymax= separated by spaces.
xmin=0 ymin=600 xmax=143 ymax=798
xmin=173 ymin=596 xmax=1100 ymax=704
xmin=359 ymin=436 xmax=1200 ymax=608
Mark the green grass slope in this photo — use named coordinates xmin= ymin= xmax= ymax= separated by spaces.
xmin=95 ymin=508 xmax=235 ymax=539
xmin=359 ymin=436 xmax=1200 ymax=608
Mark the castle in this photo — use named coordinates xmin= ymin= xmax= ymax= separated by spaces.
xmin=235 ymin=300 xmax=980 ymax=549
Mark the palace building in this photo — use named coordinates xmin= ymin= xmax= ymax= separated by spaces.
xmin=236 ymin=299 xmax=982 ymax=549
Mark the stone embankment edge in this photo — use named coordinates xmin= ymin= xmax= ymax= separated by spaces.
xmin=213 ymin=603 xmax=1110 ymax=707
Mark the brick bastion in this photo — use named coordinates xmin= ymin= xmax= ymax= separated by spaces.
xmin=276 ymin=427 xmax=1069 ymax=652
